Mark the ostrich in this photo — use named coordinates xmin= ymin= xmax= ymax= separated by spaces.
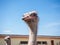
xmin=4 ymin=36 xmax=11 ymax=45
xmin=22 ymin=11 xmax=39 ymax=45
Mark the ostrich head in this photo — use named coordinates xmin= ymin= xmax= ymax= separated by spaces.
xmin=4 ymin=36 xmax=10 ymax=42
xmin=22 ymin=11 xmax=39 ymax=30
xmin=22 ymin=11 xmax=39 ymax=24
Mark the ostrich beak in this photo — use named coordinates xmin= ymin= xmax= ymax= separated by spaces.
xmin=22 ymin=17 xmax=24 ymax=20
xmin=22 ymin=15 xmax=25 ymax=20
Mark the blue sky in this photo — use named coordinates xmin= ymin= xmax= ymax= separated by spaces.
xmin=0 ymin=0 xmax=60 ymax=36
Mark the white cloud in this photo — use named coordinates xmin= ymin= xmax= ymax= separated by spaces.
xmin=3 ymin=30 xmax=14 ymax=34
xmin=4 ymin=30 xmax=11 ymax=33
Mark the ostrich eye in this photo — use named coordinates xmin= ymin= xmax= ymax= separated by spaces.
xmin=8 ymin=38 xmax=10 ymax=40
xmin=30 ymin=13 xmax=37 ymax=16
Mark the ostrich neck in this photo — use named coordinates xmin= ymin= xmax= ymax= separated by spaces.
xmin=28 ymin=22 xmax=38 ymax=45
xmin=5 ymin=40 xmax=11 ymax=45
